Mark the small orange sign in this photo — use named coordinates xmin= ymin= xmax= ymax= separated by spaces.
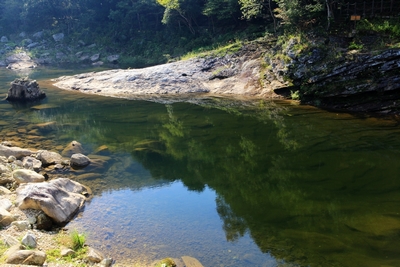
xmin=351 ymin=15 xmax=361 ymax=21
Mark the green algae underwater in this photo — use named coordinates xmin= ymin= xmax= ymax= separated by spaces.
xmin=1 ymin=66 xmax=400 ymax=266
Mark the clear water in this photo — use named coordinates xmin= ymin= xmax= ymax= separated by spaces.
xmin=1 ymin=67 xmax=400 ymax=267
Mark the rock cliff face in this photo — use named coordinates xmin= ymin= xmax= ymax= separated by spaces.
xmin=269 ymin=37 xmax=400 ymax=114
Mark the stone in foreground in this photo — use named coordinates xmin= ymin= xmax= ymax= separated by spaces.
xmin=6 ymin=248 xmax=46 ymax=265
xmin=6 ymin=78 xmax=46 ymax=102
xmin=16 ymin=178 xmax=88 ymax=224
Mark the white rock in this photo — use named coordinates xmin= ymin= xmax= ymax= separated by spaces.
xmin=0 ymin=197 xmax=12 ymax=210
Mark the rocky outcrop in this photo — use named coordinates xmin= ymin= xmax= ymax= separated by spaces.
xmin=6 ymin=78 xmax=46 ymax=102
xmin=269 ymin=39 xmax=400 ymax=114
xmin=52 ymin=43 xmax=272 ymax=100
xmin=16 ymin=178 xmax=88 ymax=224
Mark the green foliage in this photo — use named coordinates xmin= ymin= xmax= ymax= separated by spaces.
xmin=357 ymin=18 xmax=400 ymax=38
xmin=290 ymin=90 xmax=300 ymax=100
xmin=70 ymin=230 xmax=86 ymax=251
xmin=348 ymin=41 xmax=364 ymax=50
xmin=0 ymin=240 xmax=7 ymax=263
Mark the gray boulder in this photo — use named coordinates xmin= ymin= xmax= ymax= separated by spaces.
xmin=6 ymin=78 xmax=46 ymax=102
xmin=52 ymin=33 xmax=64 ymax=42
xmin=90 ymin=53 xmax=100 ymax=61
xmin=1 ymin=36 xmax=8 ymax=42
xmin=107 ymin=55 xmax=119 ymax=64
xmin=70 ymin=153 xmax=90 ymax=168
xmin=27 ymin=42 xmax=40 ymax=49
xmin=0 ymin=144 xmax=32 ymax=159
xmin=36 ymin=150 xmax=63 ymax=166
xmin=12 ymin=169 xmax=45 ymax=184
xmin=32 ymin=31 xmax=44 ymax=39
xmin=16 ymin=178 xmax=88 ymax=224
xmin=6 ymin=249 xmax=46 ymax=265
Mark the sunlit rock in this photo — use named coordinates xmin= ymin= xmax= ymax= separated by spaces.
xmin=6 ymin=249 xmax=46 ymax=265
xmin=16 ymin=178 xmax=89 ymax=224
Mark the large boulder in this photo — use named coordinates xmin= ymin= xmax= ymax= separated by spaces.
xmin=6 ymin=78 xmax=46 ymax=101
xmin=52 ymin=33 xmax=64 ymax=42
xmin=0 ymin=144 xmax=32 ymax=159
xmin=16 ymin=178 xmax=89 ymax=224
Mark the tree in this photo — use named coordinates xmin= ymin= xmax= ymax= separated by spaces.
xmin=156 ymin=0 xmax=204 ymax=34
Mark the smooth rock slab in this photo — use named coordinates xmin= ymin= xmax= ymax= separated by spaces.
xmin=16 ymin=178 xmax=88 ymax=224
xmin=12 ymin=169 xmax=45 ymax=184
xmin=6 ymin=249 xmax=46 ymax=265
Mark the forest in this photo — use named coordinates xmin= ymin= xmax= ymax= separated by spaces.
xmin=0 ymin=0 xmax=339 ymax=62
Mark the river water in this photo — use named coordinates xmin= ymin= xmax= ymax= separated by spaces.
xmin=1 ymin=66 xmax=400 ymax=267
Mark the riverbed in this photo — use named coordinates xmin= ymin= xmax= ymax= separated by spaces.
xmin=1 ymin=66 xmax=400 ymax=267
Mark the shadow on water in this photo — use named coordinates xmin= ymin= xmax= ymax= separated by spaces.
xmin=1 ymin=67 xmax=400 ymax=266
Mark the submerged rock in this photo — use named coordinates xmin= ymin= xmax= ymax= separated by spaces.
xmin=6 ymin=78 xmax=46 ymax=102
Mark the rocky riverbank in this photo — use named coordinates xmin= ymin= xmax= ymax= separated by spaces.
xmin=51 ymin=35 xmax=400 ymax=115
xmin=0 ymin=31 xmax=119 ymax=74
xmin=0 ymin=141 xmax=113 ymax=267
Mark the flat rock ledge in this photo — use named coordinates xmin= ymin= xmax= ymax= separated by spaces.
xmin=52 ymin=56 xmax=276 ymax=102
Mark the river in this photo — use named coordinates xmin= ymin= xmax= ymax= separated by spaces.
xmin=1 ymin=66 xmax=400 ymax=267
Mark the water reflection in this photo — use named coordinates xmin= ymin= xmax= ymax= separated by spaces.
xmin=1 ymin=68 xmax=400 ymax=266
